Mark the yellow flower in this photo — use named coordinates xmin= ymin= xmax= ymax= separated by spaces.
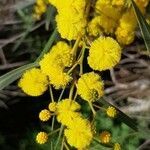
xmin=49 ymin=0 xmax=86 ymax=14
xmin=115 ymin=27 xmax=135 ymax=45
xmin=106 ymin=106 xmax=117 ymax=118
xmin=64 ymin=117 xmax=93 ymax=149
xmin=114 ymin=143 xmax=121 ymax=150
xmin=77 ymin=72 xmax=104 ymax=102
xmin=49 ymin=69 xmax=72 ymax=89
xmin=36 ymin=132 xmax=48 ymax=144
xmin=56 ymin=99 xmax=81 ymax=126
xmin=48 ymin=102 xmax=57 ymax=112
xmin=33 ymin=0 xmax=47 ymax=20
xmin=39 ymin=41 xmax=73 ymax=89
xmin=51 ymin=41 xmax=73 ymax=67
xmin=87 ymin=16 xmax=102 ymax=37
xmin=39 ymin=109 xmax=51 ymax=121
xmin=115 ymin=8 xmax=137 ymax=45
xmin=56 ymin=12 xmax=86 ymax=40
xmin=98 ymin=15 xmax=117 ymax=34
xmin=18 ymin=68 xmax=48 ymax=96
xmin=40 ymin=41 xmax=73 ymax=75
xmin=52 ymin=0 xmax=86 ymax=40
xmin=88 ymin=37 xmax=121 ymax=71
xmin=118 ymin=9 xmax=137 ymax=31
xmin=48 ymin=0 xmax=57 ymax=7
xmin=95 ymin=0 xmax=123 ymax=21
xmin=112 ymin=0 xmax=125 ymax=7
xmin=100 ymin=131 xmax=111 ymax=144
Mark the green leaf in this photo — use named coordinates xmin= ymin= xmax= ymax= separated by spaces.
xmin=45 ymin=6 xmax=56 ymax=31
xmin=0 ymin=29 xmax=58 ymax=90
xmin=131 ymin=0 xmax=150 ymax=53
xmin=0 ymin=63 xmax=38 ymax=90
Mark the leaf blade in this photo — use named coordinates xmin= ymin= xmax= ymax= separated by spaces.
xmin=0 ymin=63 xmax=38 ymax=90
xmin=0 ymin=29 xmax=58 ymax=90
xmin=131 ymin=0 xmax=150 ymax=53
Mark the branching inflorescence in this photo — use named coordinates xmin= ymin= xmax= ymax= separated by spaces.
xmin=18 ymin=0 xmax=149 ymax=149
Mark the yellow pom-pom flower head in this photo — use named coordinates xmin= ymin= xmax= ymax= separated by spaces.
xmin=18 ymin=68 xmax=48 ymax=96
xmin=115 ymin=27 xmax=135 ymax=45
xmin=39 ymin=41 xmax=73 ymax=89
xmin=39 ymin=109 xmax=51 ymax=122
xmin=48 ymin=69 xmax=72 ymax=89
xmin=114 ymin=143 xmax=121 ymax=150
xmin=106 ymin=106 xmax=117 ymax=118
xmin=33 ymin=0 xmax=47 ymax=20
xmin=100 ymin=131 xmax=111 ymax=144
xmin=112 ymin=0 xmax=125 ymax=7
xmin=56 ymin=99 xmax=81 ymax=126
xmin=88 ymin=37 xmax=121 ymax=71
xmin=64 ymin=117 xmax=93 ymax=149
xmin=49 ymin=0 xmax=87 ymax=40
xmin=87 ymin=16 xmax=103 ymax=37
xmin=48 ymin=102 xmax=57 ymax=112
xmin=98 ymin=15 xmax=117 ymax=34
xmin=49 ymin=0 xmax=86 ymax=13
xmin=95 ymin=0 xmax=123 ymax=21
xmin=77 ymin=72 xmax=104 ymax=102
xmin=115 ymin=8 xmax=137 ymax=45
xmin=56 ymin=12 xmax=86 ymax=40
xmin=36 ymin=132 xmax=48 ymax=144
xmin=51 ymin=41 xmax=73 ymax=67
xmin=40 ymin=41 xmax=73 ymax=75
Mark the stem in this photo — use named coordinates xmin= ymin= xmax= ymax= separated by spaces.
xmin=51 ymin=88 xmax=66 ymax=141
xmin=88 ymin=102 xmax=96 ymax=116
xmin=51 ymin=116 xmax=55 ymax=130
xmin=79 ymin=44 xmax=86 ymax=75
xmin=58 ymin=88 xmax=66 ymax=102
xmin=64 ymin=142 xmax=70 ymax=150
xmin=93 ymin=104 xmax=105 ymax=111
xmin=72 ymin=34 xmax=82 ymax=58
xmin=68 ymin=43 xmax=86 ymax=75
xmin=69 ymin=83 xmax=75 ymax=99
xmin=67 ymin=62 xmax=79 ymax=74
xmin=60 ymin=136 xmax=65 ymax=150
xmin=54 ymin=125 xmax=64 ymax=150
xmin=73 ymin=90 xmax=78 ymax=101
xmin=51 ymin=142 xmax=53 ymax=150
xmin=49 ymin=85 xmax=54 ymax=102
xmin=93 ymin=137 xmax=101 ymax=144
xmin=93 ymin=138 xmax=113 ymax=149
xmin=48 ymin=128 xmax=60 ymax=136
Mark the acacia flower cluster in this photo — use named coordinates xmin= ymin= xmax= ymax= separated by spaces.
xmin=39 ymin=41 xmax=73 ymax=89
xmin=18 ymin=68 xmax=48 ymax=96
xmin=37 ymin=99 xmax=93 ymax=149
xmin=17 ymin=0 xmax=150 ymax=149
xmin=77 ymin=72 xmax=104 ymax=102
xmin=49 ymin=0 xmax=87 ymax=40
xmin=87 ymin=0 xmax=149 ymax=45
xmin=33 ymin=0 xmax=48 ymax=20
